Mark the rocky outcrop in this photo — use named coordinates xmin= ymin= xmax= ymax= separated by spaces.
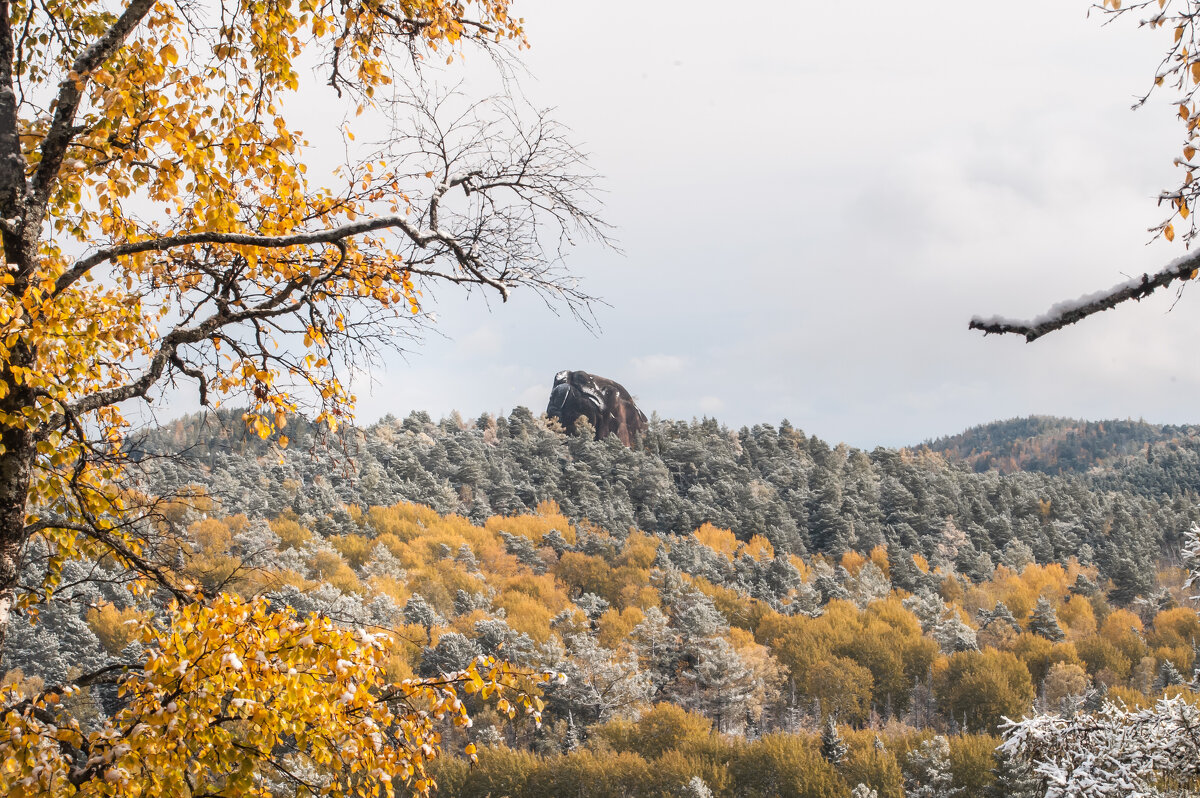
xmin=546 ymin=370 xmax=647 ymax=446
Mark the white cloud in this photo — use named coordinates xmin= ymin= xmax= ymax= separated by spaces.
xmin=630 ymin=354 xmax=687 ymax=379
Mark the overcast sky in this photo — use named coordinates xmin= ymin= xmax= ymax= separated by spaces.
xmin=299 ymin=2 xmax=1200 ymax=449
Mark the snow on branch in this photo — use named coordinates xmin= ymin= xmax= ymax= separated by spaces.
xmin=968 ymin=250 xmax=1200 ymax=342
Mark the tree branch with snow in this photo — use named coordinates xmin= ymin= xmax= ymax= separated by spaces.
xmin=969 ymin=252 xmax=1200 ymax=342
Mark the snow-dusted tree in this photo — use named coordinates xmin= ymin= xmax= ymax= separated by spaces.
xmin=419 ymin=632 xmax=483 ymax=677
xmin=819 ymin=714 xmax=848 ymax=766
xmin=681 ymin=775 xmax=715 ymax=798
xmin=545 ymin=634 xmax=651 ymax=724
xmin=574 ymin=592 xmax=610 ymax=621
xmin=846 ymin=561 xmax=891 ymax=608
xmin=904 ymin=591 xmax=950 ymax=634
xmin=403 ymin=593 xmax=442 ymax=644
xmin=498 ymin=531 xmax=547 ymax=574
xmin=986 ymin=746 xmax=1042 ymax=798
xmin=904 ymin=735 xmax=964 ymax=798
xmin=562 ymin=710 xmax=584 ymax=753
xmin=473 ymin=618 xmax=536 ymax=666
xmin=811 ymin=559 xmax=851 ymax=603
xmin=671 ymin=636 xmax=756 ymax=733
xmin=361 ymin=543 xmax=408 ymax=581
xmin=977 ymin=601 xmax=1022 ymax=635
xmin=933 ymin=613 xmax=979 ymax=654
xmin=787 ymin=577 xmax=824 ymax=617
xmin=1153 ymin=659 xmax=1185 ymax=692
xmin=1029 ymin=597 xmax=1065 ymax=643
xmin=1003 ymin=697 xmax=1200 ymax=797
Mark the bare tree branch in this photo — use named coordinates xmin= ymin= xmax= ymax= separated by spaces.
xmin=969 ymin=250 xmax=1200 ymax=342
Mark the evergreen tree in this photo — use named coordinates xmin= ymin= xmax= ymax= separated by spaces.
xmin=986 ymin=748 xmax=1042 ymax=798
xmin=1029 ymin=597 xmax=1066 ymax=642
xmin=904 ymin=735 xmax=964 ymax=798
xmin=977 ymin=601 xmax=1022 ymax=635
xmin=820 ymin=715 xmax=848 ymax=766
xmin=562 ymin=710 xmax=583 ymax=753
xmin=402 ymin=593 xmax=440 ymax=644
xmin=1082 ymin=682 xmax=1109 ymax=712
xmin=933 ymin=614 xmax=979 ymax=654
xmin=419 ymin=632 xmax=483 ymax=677
xmin=1154 ymin=659 xmax=1185 ymax=691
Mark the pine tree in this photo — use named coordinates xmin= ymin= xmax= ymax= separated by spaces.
xmin=933 ymin=614 xmax=979 ymax=654
xmin=562 ymin=710 xmax=583 ymax=753
xmin=977 ymin=601 xmax=1022 ymax=635
xmin=1029 ymin=596 xmax=1065 ymax=642
xmin=1154 ymin=659 xmax=1185 ymax=691
xmin=1082 ymin=682 xmax=1109 ymax=712
xmin=904 ymin=735 xmax=964 ymax=798
xmin=820 ymin=715 xmax=849 ymax=766
xmin=986 ymin=747 xmax=1042 ymax=798
xmin=402 ymin=593 xmax=440 ymax=644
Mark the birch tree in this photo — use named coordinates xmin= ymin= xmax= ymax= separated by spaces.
xmin=0 ymin=1 xmax=596 ymax=795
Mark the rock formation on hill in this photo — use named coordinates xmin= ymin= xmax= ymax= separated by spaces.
xmin=547 ymin=370 xmax=647 ymax=446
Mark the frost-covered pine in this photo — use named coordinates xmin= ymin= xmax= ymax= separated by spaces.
xmin=1003 ymin=688 xmax=1200 ymax=796
xmin=562 ymin=710 xmax=583 ymax=753
xmin=933 ymin=614 xmax=978 ymax=654
xmin=419 ymin=632 xmax=482 ymax=677
xmin=847 ymin=561 xmax=892 ymax=608
xmin=986 ymin=746 xmax=1041 ymax=798
xmin=1028 ymin=596 xmax=1065 ymax=642
xmin=820 ymin=715 xmax=848 ymax=766
xmin=402 ymin=593 xmax=441 ymax=643
xmin=977 ymin=601 xmax=1022 ymax=635
xmin=904 ymin=735 xmax=963 ymax=798
xmin=1154 ymin=659 xmax=1185 ymax=691
xmin=1082 ymin=682 xmax=1108 ymax=712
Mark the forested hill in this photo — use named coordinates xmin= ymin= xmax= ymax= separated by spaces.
xmin=921 ymin=415 xmax=1198 ymax=476
xmin=139 ymin=410 xmax=1200 ymax=596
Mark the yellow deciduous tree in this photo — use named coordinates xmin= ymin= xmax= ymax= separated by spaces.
xmin=0 ymin=1 xmax=597 ymax=795
xmin=0 ymin=0 xmax=604 ymax=637
xmin=3 ymin=594 xmax=547 ymax=796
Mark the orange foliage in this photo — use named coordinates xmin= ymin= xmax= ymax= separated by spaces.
xmin=694 ymin=523 xmax=739 ymax=559
xmin=868 ymin=544 xmax=890 ymax=577
xmin=841 ymin=550 xmax=867 ymax=576
xmin=86 ymin=602 xmax=145 ymax=655
xmin=744 ymin=534 xmax=775 ymax=561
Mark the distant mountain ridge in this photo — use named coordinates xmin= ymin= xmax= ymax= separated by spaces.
xmin=918 ymin=415 xmax=1200 ymax=475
